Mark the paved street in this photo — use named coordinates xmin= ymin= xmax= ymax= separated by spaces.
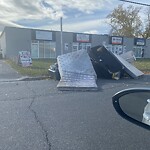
xmin=0 ymin=78 xmax=150 ymax=150
xmin=0 ymin=60 xmax=150 ymax=150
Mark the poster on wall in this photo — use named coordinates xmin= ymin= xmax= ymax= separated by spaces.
xmin=18 ymin=51 xmax=32 ymax=67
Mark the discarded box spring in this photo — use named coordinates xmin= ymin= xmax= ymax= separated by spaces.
xmin=88 ymin=45 xmax=123 ymax=79
xmin=88 ymin=45 xmax=144 ymax=79
xmin=57 ymin=50 xmax=98 ymax=90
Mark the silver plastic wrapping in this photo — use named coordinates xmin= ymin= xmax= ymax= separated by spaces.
xmin=114 ymin=53 xmax=144 ymax=79
xmin=120 ymin=51 xmax=136 ymax=63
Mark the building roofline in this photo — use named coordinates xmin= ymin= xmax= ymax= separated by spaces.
xmin=0 ymin=26 xmax=109 ymax=36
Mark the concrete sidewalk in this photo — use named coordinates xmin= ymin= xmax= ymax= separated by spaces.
xmin=0 ymin=60 xmax=22 ymax=80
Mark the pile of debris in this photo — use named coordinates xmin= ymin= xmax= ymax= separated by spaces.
xmin=49 ymin=45 xmax=144 ymax=90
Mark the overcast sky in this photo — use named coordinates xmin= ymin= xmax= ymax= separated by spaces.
xmin=0 ymin=0 xmax=149 ymax=35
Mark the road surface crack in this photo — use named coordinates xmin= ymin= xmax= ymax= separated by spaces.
xmin=27 ymin=83 xmax=51 ymax=150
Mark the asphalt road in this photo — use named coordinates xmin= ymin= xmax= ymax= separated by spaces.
xmin=0 ymin=77 xmax=150 ymax=150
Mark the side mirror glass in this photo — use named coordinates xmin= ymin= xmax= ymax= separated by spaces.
xmin=112 ymin=88 xmax=150 ymax=129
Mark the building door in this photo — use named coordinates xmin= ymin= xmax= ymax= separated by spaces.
xmin=133 ymin=46 xmax=143 ymax=58
xmin=31 ymin=43 xmax=39 ymax=58
xmin=86 ymin=43 xmax=91 ymax=51
xmin=72 ymin=43 xmax=79 ymax=52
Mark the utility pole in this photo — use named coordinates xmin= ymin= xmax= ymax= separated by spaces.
xmin=60 ymin=17 xmax=63 ymax=55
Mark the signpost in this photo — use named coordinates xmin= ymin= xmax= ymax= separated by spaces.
xmin=18 ymin=51 xmax=32 ymax=67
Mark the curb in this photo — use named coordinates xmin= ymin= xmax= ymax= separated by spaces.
xmin=0 ymin=76 xmax=50 ymax=82
xmin=19 ymin=76 xmax=50 ymax=81
xmin=0 ymin=74 xmax=150 ymax=83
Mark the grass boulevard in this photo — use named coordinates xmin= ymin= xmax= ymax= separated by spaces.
xmin=6 ymin=58 xmax=150 ymax=77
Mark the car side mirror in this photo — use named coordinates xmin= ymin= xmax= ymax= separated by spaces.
xmin=112 ymin=88 xmax=150 ymax=130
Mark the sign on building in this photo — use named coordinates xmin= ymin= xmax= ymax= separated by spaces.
xmin=77 ymin=34 xmax=90 ymax=42
xmin=74 ymin=33 xmax=91 ymax=43
xmin=36 ymin=31 xmax=52 ymax=41
xmin=134 ymin=38 xmax=146 ymax=46
xmin=18 ymin=51 xmax=32 ymax=67
xmin=110 ymin=36 xmax=123 ymax=45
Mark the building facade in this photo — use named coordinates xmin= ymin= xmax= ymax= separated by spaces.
xmin=0 ymin=26 xmax=150 ymax=60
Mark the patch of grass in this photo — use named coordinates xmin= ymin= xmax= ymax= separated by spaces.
xmin=6 ymin=59 xmax=56 ymax=77
xmin=6 ymin=58 xmax=150 ymax=76
xmin=133 ymin=58 xmax=150 ymax=74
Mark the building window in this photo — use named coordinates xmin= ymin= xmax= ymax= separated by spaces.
xmin=133 ymin=46 xmax=143 ymax=58
xmin=50 ymin=42 xmax=56 ymax=58
xmin=72 ymin=43 xmax=79 ymax=51
xmin=31 ymin=42 xmax=39 ymax=58
xmin=39 ymin=41 xmax=44 ymax=58
xmin=31 ymin=41 xmax=56 ymax=59
xmin=72 ymin=42 xmax=91 ymax=51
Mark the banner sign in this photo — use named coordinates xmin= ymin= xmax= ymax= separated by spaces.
xmin=134 ymin=38 xmax=146 ymax=46
xmin=76 ymin=34 xmax=90 ymax=42
xmin=36 ymin=31 xmax=52 ymax=40
xmin=110 ymin=36 xmax=123 ymax=45
xmin=18 ymin=51 xmax=32 ymax=67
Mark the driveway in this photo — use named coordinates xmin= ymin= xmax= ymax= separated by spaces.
xmin=0 ymin=60 xmax=22 ymax=81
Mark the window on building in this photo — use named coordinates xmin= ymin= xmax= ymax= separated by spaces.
xmin=72 ymin=43 xmax=79 ymax=52
xmin=133 ymin=46 xmax=143 ymax=58
xmin=72 ymin=43 xmax=91 ymax=51
xmin=39 ymin=41 xmax=44 ymax=58
xmin=31 ymin=42 xmax=39 ymax=58
xmin=31 ymin=41 xmax=56 ymax=59
xmin=86 ymin=43 xmax=91 ymax=51
xmin=50 ymin=42 xmax=56 ymax=58
xmin=44 ymin=41 xmax=50 ymax=58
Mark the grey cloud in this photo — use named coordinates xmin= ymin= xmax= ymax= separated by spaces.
xmin=0 ymin=19 xmax=23 ymax=27
xmin=0 ymin=19 xmax=24 ymax=34
xmin=0 ymin=0 xmax=60 ymax=21
xmin=45 ymin=0 xmax=107 ymax=13
xmin=12 ymin=0 xmax=41 ymax=14
xmin=0 ymin=0 xmax=113 ymax=33
xmin=0 ymin=0 xmax=109 ymax=21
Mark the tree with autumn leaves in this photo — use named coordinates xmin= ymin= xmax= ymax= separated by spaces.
xmin=107 ymin=4 xmax=150 ymax=38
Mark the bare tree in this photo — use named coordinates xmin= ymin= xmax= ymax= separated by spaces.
xmin=107 ymin=4 xmax=143 ymax=37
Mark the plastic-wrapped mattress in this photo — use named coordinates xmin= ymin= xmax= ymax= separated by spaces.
xmin=57 ymin=50 xmax=98 ymax=90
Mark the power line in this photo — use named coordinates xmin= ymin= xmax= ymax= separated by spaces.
xmin=119 ymin=0 xmax=150 ymax=6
